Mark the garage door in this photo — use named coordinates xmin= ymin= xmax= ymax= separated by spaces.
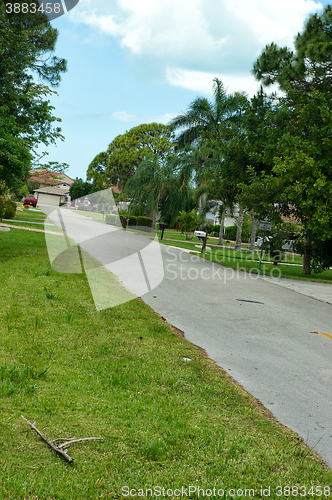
xmin=37 ymin=194 xmax=60 ymax=206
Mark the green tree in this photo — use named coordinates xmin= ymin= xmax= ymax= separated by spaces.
xmin=0 ymin=3 xmax=66 ymax=194
xmin=169 ymin=78 xmax=247 ymax=147
xmin=211 ymin=89 xmax=278 ymax=251
xmin=86 ymin=152 xmax=109 ymax=191
xmin=250 ymin=5 xmax=332 ymax=274
xmin=69 ymin=178 xmax=94 ymax=201
xmin=87 ymin=123 xmax=174 ymax=190
xmin=253 ymin=5 xmax=332 ymax=95
xmin=177 ymin=209 xmax=203 ymax=240
xmin=124 ymin=155 xmax=181 ymax=227
xmin=169 ymin=78 xmax=248 ymax=246
xmin=3 ymin=0 xmax=67 ymax=86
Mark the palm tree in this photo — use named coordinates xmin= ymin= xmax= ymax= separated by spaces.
xmin=124 ymin=155 xmax=185 ymax=228
xmin=169 ymin=78 xmax=246 ymax=147
xmin=169 ymin=78 xmax=248 ymax=244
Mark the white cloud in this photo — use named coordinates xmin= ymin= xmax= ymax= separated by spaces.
xmin=112 ymin=111 xmax=137 ymax=122
xmin=166 ymin=68 xmax=261 ymax=96
xmin=70 ymin=0 xmax=323 ymax=92
xmin=111 ymin=111 xmax=175 ymax=125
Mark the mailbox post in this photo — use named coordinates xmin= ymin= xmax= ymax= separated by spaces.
xmin=194 ymin=230 xmax=208 ymax=254
xmin=159 ymin=223 xmax=168 ymax=240
xmin=122 ymin=216 xmax=129 ymax=229
xmin=258 ymin=217 xmax=273 ymax=271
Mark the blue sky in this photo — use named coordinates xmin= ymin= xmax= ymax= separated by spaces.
xmin=44 ymin=0 xmax=330 ymax=181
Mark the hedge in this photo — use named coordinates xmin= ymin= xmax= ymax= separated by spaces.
xmin=105 ymin=214 xmax=122 ymax=227
xmin=224 ymin=225 xmax=238 ymax=241
xmin=136 ymin=216 xmax=153 ymax=228
xmin=105 ymin=214 xmax=153 ymax=230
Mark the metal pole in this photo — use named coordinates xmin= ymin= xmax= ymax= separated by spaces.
xmin=258 ymin=230 xmax=266 ymax=271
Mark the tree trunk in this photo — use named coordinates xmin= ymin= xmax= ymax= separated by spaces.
xmin=303 ymin=232 xmax=311 ymax=275
xmin=152 ymin=211 xmax=157 ymax=231
xmin=218 ymin=217 xmax=224 ymax=246
xmin=234 ymin=207 xmax=244 ymax=251
xmin=217 ymin=206 xmax=224 ymax=246
xmin=249 ymin=210 xmax=258 ymax=253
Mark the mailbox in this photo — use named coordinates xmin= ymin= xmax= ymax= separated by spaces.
xmin=159 ymin=223 xmax=168 ymax=240
xmin=194 ymin=230 xmax=207 ymax=238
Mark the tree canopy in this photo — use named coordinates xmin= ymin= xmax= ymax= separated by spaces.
xmin=0 ymin=1 xmax=66 ymax=193
xmin=87 ymin=123 xmax=174 ymax=189
xmin=169 ymin=78 xmax=247 ymax=148
xmin=253 ymin=5 xmax=332 ymax=95
xmin=69 ymin=178 xmax=94 ymax=201
xmin=247 ymin=4 xmax=332 ymax=273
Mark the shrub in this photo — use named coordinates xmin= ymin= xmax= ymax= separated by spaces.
xmin=0 ymin=198 xmax=16 ymax=220
xmin=136 ymin=216 xmax=153 ymax=229
xmin=129 ymin=215 xmax=138 ymax=226
xmin=105 ymin=214 xmax=122 ymax=226
xmin=0 ymin=198 xmax=5 ymax=219
xmin=224 ymin=225 xmax=237 ymax=241
xmin=211 ymin=224 xmax=221 ymax=237
xmin=105 ymin=214 xmax=152 ymax=230
xmin=119 ymin=215 xmax=128 ymax=228
xmin=202 ymin=223 xmax=214 ymax=235
xmin=177 ymin=210 xmax=203 ymax=240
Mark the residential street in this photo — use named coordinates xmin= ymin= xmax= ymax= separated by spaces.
xmin=142 ymin=245 xmax=332 ymax=468
xmin=45 ymin=208 xmax=332 ymax=468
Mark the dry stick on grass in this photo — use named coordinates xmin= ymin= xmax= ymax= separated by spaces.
xmin=21 ymin=416 xmax=102 ymax=463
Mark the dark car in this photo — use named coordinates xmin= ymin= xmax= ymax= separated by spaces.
xmin=23 ymin=196 xmax=37 ymax=207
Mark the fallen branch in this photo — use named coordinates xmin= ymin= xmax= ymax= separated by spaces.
xmin=58 ymin=437 xmax=102 ymax=449
xmin=21 ymin=416 xmax=102 ymax=463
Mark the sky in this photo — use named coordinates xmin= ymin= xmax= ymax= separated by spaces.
xmin=43 ymin=0 xmax=330 ymax=181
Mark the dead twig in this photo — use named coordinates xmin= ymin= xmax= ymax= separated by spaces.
xmin=58 ymin=437 xmax=102 ymax=449
xmin=21 ymin=416 xmax=102 ymax=463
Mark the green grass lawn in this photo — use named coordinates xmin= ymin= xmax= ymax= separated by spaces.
xmin=202 ymin=248 xmax=332 ymax=283
xmin=156 ymin=229 xmax=220 ymax=246
xmin=156 ymin=229 xmax=332 ymax=283
xmin=1 ymin=227 xmax=332 ymax=499
xmin=0 ymin=206 xmax=48 ymax=231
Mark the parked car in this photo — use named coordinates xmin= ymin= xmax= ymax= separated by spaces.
xmin=255 ymin=234 xmax=295 ymax=251
xmin=23 ymin=196 xmax=37 ymax=207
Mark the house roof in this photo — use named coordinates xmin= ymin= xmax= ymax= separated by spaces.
xmin=33 ymin=186 xmax=70 ymax=196
xmin=29 ymin=169 xmax=74 ymax=186
xmin=109 ymin=184 xmax=121 ymax=194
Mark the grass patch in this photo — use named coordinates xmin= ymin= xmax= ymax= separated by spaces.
xmin=156 ymin=229 xmax=220 ymax=246
xmin=0 ymin=365 xmax=49 ymax=397
xmin=202 ymin=248 xmax=332 ymax=282
xmin=158 ymin=233 xmax=332 ymax=283
xmin=0 ymin=228 xmax=331 ymax=499
xmin=0 ymin=207 xmax=48 ymax=231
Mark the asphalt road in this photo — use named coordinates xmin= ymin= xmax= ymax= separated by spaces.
xmin=43 ymin=208 xmax=332 ymax=468
xmin=142 ymin=245 xmax=332 ymax=468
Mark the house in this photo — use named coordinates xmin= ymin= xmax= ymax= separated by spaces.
xmin=29 ymin=169 xmax=74 ymax=188
xmin=33 ymin=186 xmax=70 ymax=207
xmin=205 ymin=203 xmax=240 ymax=228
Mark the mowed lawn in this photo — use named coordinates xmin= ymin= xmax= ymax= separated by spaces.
xmin=156 ymin=229 xmax=332 ymax=283
xmin=0 ymin=227 xmax=332 ymax=499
